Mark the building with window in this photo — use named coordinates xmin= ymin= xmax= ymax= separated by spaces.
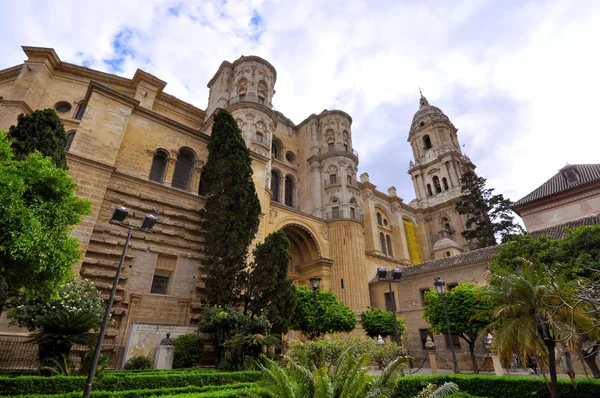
xmin=0 ymin=46 xmax=488 ymax=354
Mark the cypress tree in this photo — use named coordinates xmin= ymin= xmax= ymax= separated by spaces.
xmin=8 ymin=109 xmax=68 ymax=169
xmin=455 ymin=171 xmax=523 ymax=249
xmin=246 ymin=230 xmax=297 ymax=334
xmin=200 ymin=109 xmax=261 ymax=306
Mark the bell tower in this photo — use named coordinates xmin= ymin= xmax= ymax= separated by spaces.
xmin=407 ymin=93 xmax=476 ymax=259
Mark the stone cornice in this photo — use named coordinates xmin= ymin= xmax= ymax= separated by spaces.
xmin=0 ymin=100 xmax=33 ymax=114
xmin=0 ymin=64 xmax=22 ymax=83
xmin=207 ymin=55 xmax=278 ymax=87
xmin=155 ymin=92 xmax=206 ymax=119
xmin=86 ymin=81 xmax=139 ymax=108
xmin=132 ymin=69 xmax=167 ymax=92
xmin=132 ymin=106 xmax=210 ymax=145
xmin=22 ymin=46 xmax=61 ymax=69
xmin=270 ymin=201 xmax=327 ymax=225
xmin=66 ymin=152 xmax=117 ymax=173
xmin=365 ymin=251 xmax=410 ymax=266
xmin=275 ymin=110 xmax=296 ymax=128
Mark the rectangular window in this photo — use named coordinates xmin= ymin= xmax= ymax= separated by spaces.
xmin=151 ymin=275 xmax=170 ymax=295
xmin=350 ymin=207 xmax=355 ymax=219
xmin=384 ymin=291 xmax=396 ymax=312
xmin=332 ymin=206 xmax=340 ymax=219
xmin=151 ymin=254 xmax=177 ymax=295
xmin=341 ymin=279 xmax=344 ymax=289
xmin=420 ymin=288 xmax=429 ymax=306
xmin=330 ymin=174 xmax=337 ymax=184
xmin=420 ymin=328 xmax=434 ymax=349
xmin=444 ymin=333 xmax=461 ymax=348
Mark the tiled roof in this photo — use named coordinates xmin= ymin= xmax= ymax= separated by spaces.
xmin=514 ymin=164 xmax=600 ymax=207
xmin=397 ymin=246 xmax=500 ymax=277
xmin=528 ymin=214 xmax=600 ymax=240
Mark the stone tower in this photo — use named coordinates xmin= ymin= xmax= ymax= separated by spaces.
xmin=407 ymin=94 xmax=475 ymax=259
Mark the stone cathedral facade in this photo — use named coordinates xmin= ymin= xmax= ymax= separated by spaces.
xmin=0 ymin=47 xmax=481 ymax=354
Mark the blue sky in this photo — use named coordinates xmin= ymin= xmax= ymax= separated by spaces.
xmin=1 ymin=0 xmax=599 ymax=207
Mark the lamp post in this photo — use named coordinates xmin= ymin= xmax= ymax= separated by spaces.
xmin=376 ymin=268 xmax=402 ymax=343
xmin=434 ymin=277 xmax=460 ymax=374
xmin=309 ymin=277 xmax=321 ymax=339
xmin=83 ymin=206 xmax=158 ymax=398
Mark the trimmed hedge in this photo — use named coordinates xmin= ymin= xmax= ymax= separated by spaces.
xmin=11 ymin=382 xmax=259 ymax=398
xmin=395 ymin=375 xmax=600 ymax=398
xmin=157 ymin=387 xmax=265 ymax=398
xmin=0 ymin=371 xmax=261 ymax=396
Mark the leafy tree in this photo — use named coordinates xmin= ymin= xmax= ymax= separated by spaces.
xmin=423 ymin=283 xmax=494 ymax=373
xmin=484 ymin=261 xmax=595 ymax=398
xmin=9 ymin=278 xmax=103 ymax=331
xmin=172 ymin=334 xmax=204 ymax=368
xmin=455 ymin=171 xmax=523 ymax=248
xmin=197 ymin=305 xmax=271 ymax=361
xmin=8 ymin=109 xmax=68 ymax=169
xmin=246 ymin=230 xmax=296 ymax=334
xmin=199 ymin=109 xmax=261 ymax=306
xmin=0 ymin=131 xmax=91 ymax=315
xmin=360 ymin=306 xmax=406 ymax=339
xmin=290 ymin=286 xmax=356 ymax=339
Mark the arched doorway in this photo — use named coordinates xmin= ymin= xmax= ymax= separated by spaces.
xmin=281 ymin=224 xmax=332 ymax=290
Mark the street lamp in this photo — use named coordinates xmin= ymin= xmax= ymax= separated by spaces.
xmin=433 ymin=277 xmax=460 ymax=374
xmin=376 ymin=268 xmax=402 ymax=343
xmin=83 ymin=206 xmax=158 ymax=398
xmin=309 ymin=277 xmax=321 ymax=339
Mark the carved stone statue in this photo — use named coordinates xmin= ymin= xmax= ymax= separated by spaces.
xmin=159 ymin=332 xmax=173 ymax=346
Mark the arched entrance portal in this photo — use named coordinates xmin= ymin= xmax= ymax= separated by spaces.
xmin=282 ymin=224 xmax=333 ymax=290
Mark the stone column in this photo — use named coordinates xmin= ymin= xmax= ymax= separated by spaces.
xmin=428 ymin=351 xmax=438 ymax=374
xmin=191 ymin=160 xmax=204 ymax=193
xmin=310 ymin=161 xmax=323 ymax=217
xmin=328 ymin=221 xmax=370 ymax=312
xmin=491 ymin=352 xmax=504 ymax=376
xmin=164 ymin=151 xmax=178 ymax=186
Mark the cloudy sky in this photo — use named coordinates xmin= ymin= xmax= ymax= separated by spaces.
xmin=1 ymin=0 xmax=599 ymax=208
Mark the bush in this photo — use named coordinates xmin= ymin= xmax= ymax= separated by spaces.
xmin=395 ymin=375 xmax=600 ymax=398
xmin=123 ymin=356 xmax=152 ymax=371
xmin=0 ymin=370 xmax=262 ymax=395
xmin=10 ymin=382 xmax=259 ymax=398
xmin=173 ymin=334 xmax=204 ymax=369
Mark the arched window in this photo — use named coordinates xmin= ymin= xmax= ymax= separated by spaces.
xmin=423 ymin=135 xmax=432 ymax=150
xmin=271 ymin=169 xmax=281 ymax=202
xmin=445 ymin=223 xmax=452 ymax=233
xmin=426 ymin=184 xmax=433 ymax=196
xmin=285 ymin=175 xmax=294 ymax=207
xmin=433 ymin=176 xmax=442 ymax=193
xmin=198 ymin=169 xmax=209 ymax=196
xmin=171 ymin=148 xmax=195 ymax=190
xmin=73 ymin=101 xmax=86 ymax=120
xmin=65 ymin=131 xmax=76 ymax=152
xmin=271 ymin=143 xmax=279 ymax=160
xmin=149 ymin=149 xmax=168 ymax=183
xmin=442 ymin=177 xmax=449 ymax=191
xmin=380 ymin=232 xmax=387 ymax=255
xmin=376 ymin=212 xmax=383 ymax=226
xmin=386 ymin=235 xmax=393 ymax=258
xmin=272 ymin=137 xmax=283 ymax=160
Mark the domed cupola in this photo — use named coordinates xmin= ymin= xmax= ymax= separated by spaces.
xmin=410 ymin=94 xmax=450 ymax=132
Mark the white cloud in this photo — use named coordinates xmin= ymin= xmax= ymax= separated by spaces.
xmin=1 ymin=0 xmax=600 ymax=209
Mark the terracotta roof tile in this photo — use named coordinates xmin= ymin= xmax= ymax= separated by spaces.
xmin=397 ymin=246 xmax=500 ymax=277
xmin=528 ymin=214 xmax=600 ymax=240
xmin=514 ymin=164 xmax=600 ymax=207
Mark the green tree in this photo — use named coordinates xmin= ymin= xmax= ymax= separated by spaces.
xmin=423 ymin=283 xmax=493 ymax=373
xmin=9 ymin=278 xmax=103 ymax=331
xmin=484 ymin=261 xmax=595 ymax=398
xmin=360 ymin=306 xmax=406 ymax=339
xmin=492 ymin=229 xmax=600 ymax=377
xmin=290 ymin=286 xmax=356 ymax=339
xmin=26 ymin=310 xmax=99 ymax=373
xmin=455 ymin=171 xmax=523 ymax=248
xmin=197 ymin=305 xmax=271 ymax=361
xmin=8 ymin=109 xmax=68 ymax=169
xmin=0 ymin=131 xmax=91 ymax=316
xmin=246 ymin=230 xmax=297 ymax=334
xmin=199 ymin=109 xmax=261 ymax=306
xmin=172 ymin=334 xmax=204 ymax=368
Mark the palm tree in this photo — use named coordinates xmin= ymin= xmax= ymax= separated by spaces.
xmin=484 ymin=261 xmax=593 ymax=398
xmin=253 ymin=351 xmax=457 ymax=398
xmin=27 ymin=310 xmax=99 ymax=373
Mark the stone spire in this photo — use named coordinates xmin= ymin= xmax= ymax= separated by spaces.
xmin=419 ymin=89 xmax=429 ymax=109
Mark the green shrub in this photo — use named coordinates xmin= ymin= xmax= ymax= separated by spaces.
xmin=173 ymin=334 xmax=204 ymax=369
xmin=11 ymin=382 xmax=259 ymax=398
xmin=123 ymin=356 xmax=152 ymax=371
xmin=0 ymin=371 xmax=261 ymax=395
xmin=395 ymin=375 xmax=600 ymax=398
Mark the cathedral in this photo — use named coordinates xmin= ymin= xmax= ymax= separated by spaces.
xmin=0 ymin=47 xmax=487 ymax=364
